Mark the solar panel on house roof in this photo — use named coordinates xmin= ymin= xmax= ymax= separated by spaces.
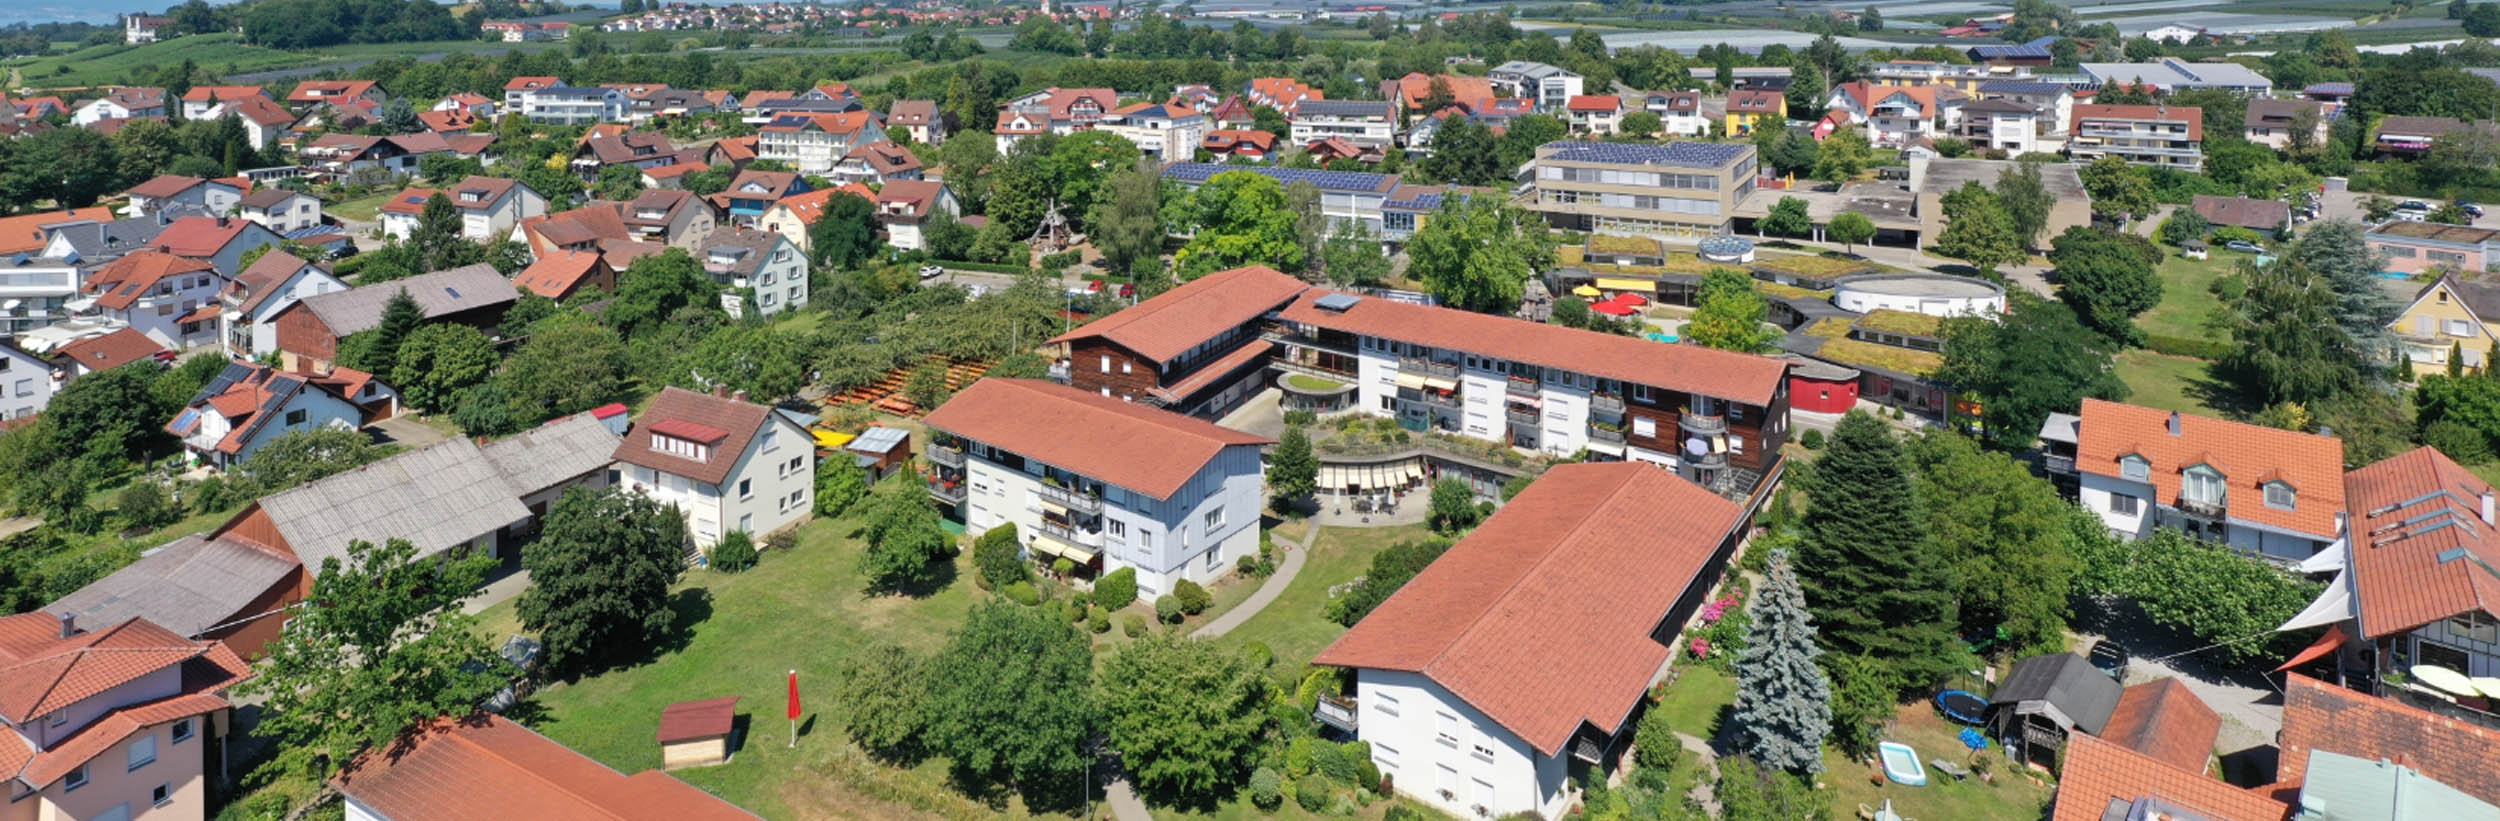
xmin=194 ymin=363 xmax=252 ymax=404
xmin=1538 ymin=141 xmax=1749 ymax=168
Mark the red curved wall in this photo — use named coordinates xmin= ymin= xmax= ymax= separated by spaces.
xmin=1788 ymin=373 xmax=1857 ymax=414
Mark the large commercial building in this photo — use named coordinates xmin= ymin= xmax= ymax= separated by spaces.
xmin=1523 ymin=141 xmax=1758 ymax=243
xmin=2068 ymin=104 xmax=2205 ymax=172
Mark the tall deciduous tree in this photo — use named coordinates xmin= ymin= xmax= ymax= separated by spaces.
xmin=1686 ymin=268 xmax=1779 ymax=353
xmin=1268 ymin=425 xmax=1317 ymax=510
xmin=236 ymin=428 xmax=385 ymax=492
xmin=1993 ymin=161 xmax=2054 ymax=249
xmin=1407 ymin=197 xmax=1557 ymax=314
xmin=2222 ymin=255 xmax=2359 ymax=404
xmin=1933 ymin=181 xmax=2026 ymax=276
xmin=1099 ymin=635 xmax=1271 ymax=805
xmin=605 ymin=249 xmax=723 ymax=338
xmin=1422 ymin=116 xmax=1500 ymax=186
xmin=922 ymin=601 xmax=1098 ymax=803
xmin=1827 ymin=211 xmax=1875 ymax=254
xmin=392 ymin=323 xmax=497 ymax=412
xmin=2079 ymin=156 xmax=2154 ymax=226
xmin=2048 ymin=225 xmax=2164 ymax=344
xmin=1938 ymin=292 xmax=2127 ymax=449
xmin=1729 ymin=549 xmax=1832 ymax=774
xmin=1812 ymin=128 xmax=1871 ymax=184
xmin=519 ymin=486 xmax=690 ymax=675
xmin=1759 ymin=196 xmax=1812 ymax=238
xmin=1090 ymin=159 xmax=1167 ymax=280
xmin=835 ymin=642 xmax=929 ymax=757
xmin=673 ymin=324 xmax=807 ymax=400
xmin=1906 ymin=430 xmax=2079 ymax=652
xmin=859 ymin=475 xmax=952 ymax=594
xmin=235 ymin=538 xmax=500 ymax=782
xmin=1321 ymin=221 xmax=1391 ymax=287
xmin=814 ymin=451 xmax=870 ymax=517
xmin=1794 ymin=412 xmax=1960 ymax=690
xmin=808 ymin=192 xmax=879 ymax=271
xmin=494 ymin=314 xmax=629 ymax=426
xmin=1178 ymin=170 xmax=1303 ymax=277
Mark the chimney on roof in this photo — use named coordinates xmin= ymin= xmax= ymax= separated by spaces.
xmin=56 ymin=612 xmax=75 ymax=639
xmin=2165 ymin=410 xmax=2180 ymax=436
xmin=713 ymin=384 xmax=731 ymax=398
xmin=731 ymin=389 xmax=748 ymax=403
xmin=215 ymin=216 xmax=228 ymax=229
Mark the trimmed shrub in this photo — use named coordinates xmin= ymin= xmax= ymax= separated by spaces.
xmin=1088 ymin=610 xmax=1110 ymax=633
xmin=1634 ymin=705 xmax=1686 ymax=770
xmin=1094 ymin=566 xmax=1137 ymax=609
xmin=973 ymin=525 xmax=1028 ymax=589
xmin=1123 ymin=613 xmax=1148 ymax=636
xmin=1002 ymin=581 xmax=1041 ymax=606
xmin=1237 ymin=555 xmax=1259 ymax=575
xmin=1173 ymin=579 xmax=1211 ymax=615
xmin=1384 ymin=802 xmax=1429 ymax=821
xmin=709 ymin=530 xmax=758 ymax=573
xmin=1247 ymin=767 xmax=1284 ymax=810
xmin=1052 ymin=556 xmax=1075 ymax=576
xmin=1154 ymin=594 xmax=1184 ymax=623
xmin=1062 ymin=601 xmax=1086 ymax=622
xmin=765 ymin=529 xmax=797 ymax=552
xmin=1799 ymin=429 xmax=1825 ymax=449
xmin=1294 ymin=776 xmax=1330 ymax=812
xmin=1285 ymin=736 xmax=1314 ymax=777
xmin=1244 ymin=641 xmax=1273 ymax=669
xmin=2144 ymin=333 xmax=2232 ymax=360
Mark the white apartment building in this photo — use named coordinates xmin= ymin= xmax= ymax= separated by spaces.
xmin=1488 ymin=61 xmax=1585 ymax=112
xmin=72 ymin=251 xmax=231 ymax=349
xmin=236 ymin=188 xmax=324 ymax=235
xmin=0 ymin=256 xmax=83 ymax=338
xmin=2068 ymin=104 xmax=2205 ymax=173
xmin=755 ymin=111 xmax=883 ymax=175
xmin=1288 ymin=100 xmax=1398 ymax=149
xmin=611 ymin=387 xmax=815 ymax=553
xmin=0 ymin=341 xmax=55 ymax=420
xmin=1313 ymin=462 xmax=1753 ymax=819
xmin=922 ymin=378 xmax=1271 ymax=598
xmin=1097 ymin=103 xmax=1208 ymax=164
xmin=518 ymin=85 xmax=626 ymax=125
xmin=1269 ymin=290 xmax=1790 ymax=495
xmin=1956 ymin=99 xmax=2049 ymax=154
xmin=2046 ymin=399 xmax=2343 ymax=562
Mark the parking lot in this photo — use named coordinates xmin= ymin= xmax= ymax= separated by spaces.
xmin=2316 ymin=184 xmax=2500 ymax=231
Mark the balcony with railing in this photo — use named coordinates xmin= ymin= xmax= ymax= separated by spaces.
xmin=927 ymin=442 xmax=964 ymax=468
xmin=2176 ymin=496 xmax=2225 ymax=521
xmin=1588 ymin=423 xmax=1626 ymax=445
xmin=1590 ymin=392 xmax=1626 ymax=415
xmin=1399 ymin=356 xmax=1458 ymax=381
xmin=1037 ymin=481 xmax=1104 ymax=514
xmin=1680 ymin=412 xmax=1727 ymax=434
xmin=1689 ymin=448 xmax=1728 ymax=469
xmin=2043 ymin=454 xmax=2076 ymax=475
xmin=1507 ymin=376 xmax=1539 ymax=397
xmin=925 ymin=477 xmax=966 ymax=504
xmin=1037 ymin=518 xmax=1103 ymax=548
xmin=1400 ymin=388 xmax=1460 ymax=410
xmin=1315 ymin=693 xmax=1357 ymax=733
xmin=1505 ymin=407 xmax=1539 ymax=427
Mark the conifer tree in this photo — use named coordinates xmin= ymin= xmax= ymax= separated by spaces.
xmin=1730 ymin=549 xmax=1832 ymax=774
xmin=1793 ymin=411 xmax=1960 ymax=690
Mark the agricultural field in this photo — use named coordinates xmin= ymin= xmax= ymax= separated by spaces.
xmin=2 ymin=34 xmax=557 ymax=90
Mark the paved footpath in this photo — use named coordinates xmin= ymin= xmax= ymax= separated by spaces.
xmin=1191 ymin=526 xmax=1314 ymax=639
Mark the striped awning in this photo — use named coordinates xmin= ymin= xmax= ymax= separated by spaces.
xmin=1030 ymin=534 xmax=1099 ymax=562
xmin=1422 ymin=377 xmax=1457 ymax=391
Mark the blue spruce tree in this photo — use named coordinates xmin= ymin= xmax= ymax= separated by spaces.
xmin=1730 ymin=548 xmax=1833 ymax=773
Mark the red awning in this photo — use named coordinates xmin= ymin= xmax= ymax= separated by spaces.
xmin=2274 ymin=624 xmax=2349 ymax=672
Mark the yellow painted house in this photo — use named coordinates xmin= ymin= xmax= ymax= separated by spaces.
xmin=2393 ymin=274 xmax=2500 ymax=375
xmin=1725 ymin=89 xmax=1788 ymax=137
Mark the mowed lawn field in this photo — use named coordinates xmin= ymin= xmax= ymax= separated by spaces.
xmin=4 ymin=34 xmax=556 ymax=88
xmin=1208 ymin=522 xmax=1432 ymax=676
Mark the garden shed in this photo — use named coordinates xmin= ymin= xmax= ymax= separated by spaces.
xmin=1987 ymin=652 xmax=2122 ymax=766
xmin=657 ymin=696 xmax=741 ymax=769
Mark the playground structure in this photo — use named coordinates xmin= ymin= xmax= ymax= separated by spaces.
xmin=820 ymin=356 xmax=995 ymax=418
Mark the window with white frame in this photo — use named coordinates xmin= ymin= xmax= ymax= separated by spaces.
xmin=2264 ymin=481 xmax=2296 ymax=510
xmin=1204 ymin=508 xmax=1223 ymax=529
xmin=2119 ymin=455 xmax=2149 ymax=482
xmin=1435 ymin=712 xmax=1461 ymax=747
xmin=128 ymin=734 xmax=156 ymax=770
xmin=1633 ymin=417 xmax=1657 ymax=437
xmin=2109 ymin=494 xmax=2140 ymax=516
xmin=2182 ymin=466 xmax=2226 ymax=505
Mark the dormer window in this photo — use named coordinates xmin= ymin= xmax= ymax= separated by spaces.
xmin=651 ymin=433 xmax=710 ymax=462
xmin=2263 ymin=481 xmax=2296 ymax=510
xmin=2119 ymin=455 xmax=2149 ymax=482
xmin=2182 ymin=465 xmax=2226 ymax=506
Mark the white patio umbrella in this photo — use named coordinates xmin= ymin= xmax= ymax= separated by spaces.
xmin=2411 ymin=664 xmax=2480 ymax=697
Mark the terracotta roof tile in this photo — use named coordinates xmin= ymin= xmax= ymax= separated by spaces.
xmin=922 ymin=379 xmax=1271 ymax=500
xmin=1276 ymin=289 xmax=1790 ymax=406
xmin=0 ymin=207 xmax=114 ymax=254
xmin=1313 ymin=462 xmax=1748 ymax=753
xmin=56 ymin=328 xmax=168 ymax=372
xmin=2051 ymin=733 xmax=2289 ymax=821
xmin=331 ymin=715 xmax=759 ymax=820
xmin=84 ymin=251 xmax=218 ymax=311
xmin=513 ymin=250 xmax=608 ymax=299
xmin=769 ymin=186 xmax=872 ymax=226
xmin=1048 ymin=265 xmax=1309 ymax=363
xmin=1566 ymin=94 xmax=1621 ymax=112
xmin=127 ymin=174 xmax=212 ymax=200
xmin=148 ymin=216 xmax=262 ymax=259
xmin=655 ymin=696 xmax=738 ymax=744
xmin=2277 ymin=673 xmax=2500 ymax=805
xmin=611 ymin=387 xmax=775 ymax=486
xmin=2343 ymin=446 xmax=2500 ymax=637
xmin=2100 ymin=678 xmax=2221 ymax=774
xmin=0 ymin=614 xmax=229 ymax=725
xmin=2075 ymin=399 xmax=2345 ymax=538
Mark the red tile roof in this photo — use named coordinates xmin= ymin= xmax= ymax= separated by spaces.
xmin=418 ymin=108 xmax=479 ymax=133
xmin=287 ymin=80 xmax=378 ymax=104
xmin=180 ymin=85 xmax=266 ymax=103
xmin=56 ymin=328 xmax=169 ymax=372
xmin=1390 ymin=73 xmax=1494 ymax=111
xmin=379 ymin=187 xmax=443 ymax=216
xmin=1729 ymin=88 xmax=1785 ymax=113
xmin=330 ymin=715 xmax=758 ymax=820
xmin=1048 ymin=265 xmax=1309 ymax=363
xmin=655 ymin=696 xmax=739 ymax=744
xmin=512 ymin=249 xmax=608 ymax=299
xmin=2342 ymin=446 xmax=2500 ymax=638
xmin=1566 ymin=94 xmax=1621 ymax=112
xmin=1313 ymin=462 xmax=1747 ymax=753
xmin=2051 ymin=733 xmax=2289 ymax=821
xmin=2277 ymin=673 xmax=2500 ymax=806
xmin=923 ymin=379 xmax=1272 ymax=500
xmin=2100 ymin=678 xmax=2221 ymax=774
xmin=222 ymin=95 xmax=297 ymax=127
xmin=0 ymin=614 xmax=243 ymax=726
xmin=1278 ymin=289 xmax=1789 ymax=406
xmin=85 ymin=251 xmax=217 ymax=311
xmin=505 ymin=76 xmax=562 ymax=92
xmin=127 ymin=174 xmax=213 ymax=200
xmin=2074 ymin=103 xmax=2205 ymax=141
xmin=148 ymin=216 xmax=262 ymax=259
xmin=769 ymin=185 xmax=872 ymax=225
xmin=873 ymin=180 xmax=947 ymax=219
xmin=2074 ymin=399 xmax=2345 ymax=539
xmin=0 ymin=207 xmax=113 ymax=254
xmin=612 ymin=387 xmax=774 ymax=486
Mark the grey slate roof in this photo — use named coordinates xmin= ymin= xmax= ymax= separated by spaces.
xmin=1990 ymin=652 xmax=2123 ymax=734
xmin=43 ymin=216 xmax=173 ymax=264
xmin=295 ymin=264 xmax=516 ymax=336
xmin=46 ymin=534 xmax=299 ymax=637
xmin=481 ymin=413 xmax=624 ymax=498
xmin=257 ymin=437 xmax=532 ymax=571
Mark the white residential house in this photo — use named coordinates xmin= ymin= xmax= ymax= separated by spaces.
xmin=1564 ymin=95 xmax=1624 ymax=136
xmin=1097 ymin=103 xmax=1209 ymax=164
xmin=235 ymin=188 xmax=325 ymax=235
xmin=0 ymin=341 xmax=55 ymax=421
xmin=755 ymin=111 xmax=883 ymax=175
xmin=1312 ymin=462 xmax=1754 ymax=820
xmin=71 ymin=88 xmax=165 ymax=127
xmin=170 ymin=361 xmax=382 ymax=470
xmin=1956 ymin=99 xmax=2048 ymax=154
xmin=610 ymin=386 xmax=816 ymax=552
xmin=379 ymin=177 xmax=545 ymax=242
xmin=1488 ymin=61 xmax=1585 ymax=112
xmin=1650 ymin=92 xmax=1708 ymax=137
xmin=1826 ymin=82 xmax=1960 ymax=148
xmin=120 ymin=176 xmax=244 ymax=220
xmin=124 ymin=14 xmax=170 ymax=43
xmin=222 ymin=251 xmax=347 ymax=357
xmin=179 ymin=86 xmax=270 ymax=121
xmin=0 ymin=255 xmax=85 ymax=338
xmin=1974 ymin=80 xmax=2075 ymax=134
xmin=2046 ymin=399 xmax=2345 ymax=563
xmin=696 ymin=228 xmax=808 ymax=317
xmin=517 ymin=84 xmax=625 ymax=125
xmin=70 ymin=251 xmax=233 ymax=349
xmin=1289 ymin=100 xmax=1398 ymax=150
xmin=922 ymin=378 xmax=1273 ymax=597
xmin=887 ymin=99 xmax=945 ymax=146
xmin=872 ymin=181 xmax=957 ymax=253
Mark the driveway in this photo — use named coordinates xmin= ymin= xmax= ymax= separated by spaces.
xmin=367 ymin=414 xmax=452 ymax=449
xmin=2073 ymin=598 xmax=2285 ymax=783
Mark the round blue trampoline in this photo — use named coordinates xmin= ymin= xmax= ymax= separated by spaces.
xmin=1936 ymin=690 xmax=1987 ymax=725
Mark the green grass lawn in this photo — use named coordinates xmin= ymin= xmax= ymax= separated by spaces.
xmin=1210 ymin=523 xmax=1431 ymax=678
xmin=2116 ymin=350 xmax=2247 ymax=419
xmin=1822 ymin=705 xmax=2054 ymax=821
xmin=506 ymin=513 xmax=1057 ymax=819
xmin=325 ymin=190 xmax=396 ymax=223
xmin=1285 ymin=373 xmax=1346 ymax=392
xmin=1647 ymin=664 xmax=1737 ymax=741
xmin=4 ymin=34 xmax=557 ymax=88
xmin=2138 ymin=252 xmax=2235 ymax=344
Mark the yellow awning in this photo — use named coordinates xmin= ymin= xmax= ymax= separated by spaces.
xmin=1395 ymin=371 xmax=1428 ymax=389
xmin=1572 ymin=285 xmax=1602 ymax=297
xmin=811 ymin=429 xmax=854 ymax=449
xmin=1031 ymin=534 xmax=1099 ymax=562
xmin=1594 ymin=277 xmax=1657 ymax=292
xmin=1423 ymin=377 xmax=1458 ymax=391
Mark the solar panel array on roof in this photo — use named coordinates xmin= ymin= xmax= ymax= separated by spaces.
xmin=193 ymin=362 xmax=252 ymax=405
xmin=1159 ymin=163 xmax=1395 ymax=194
xmin=1538 ymin=141 xmax=1749 ymax=168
